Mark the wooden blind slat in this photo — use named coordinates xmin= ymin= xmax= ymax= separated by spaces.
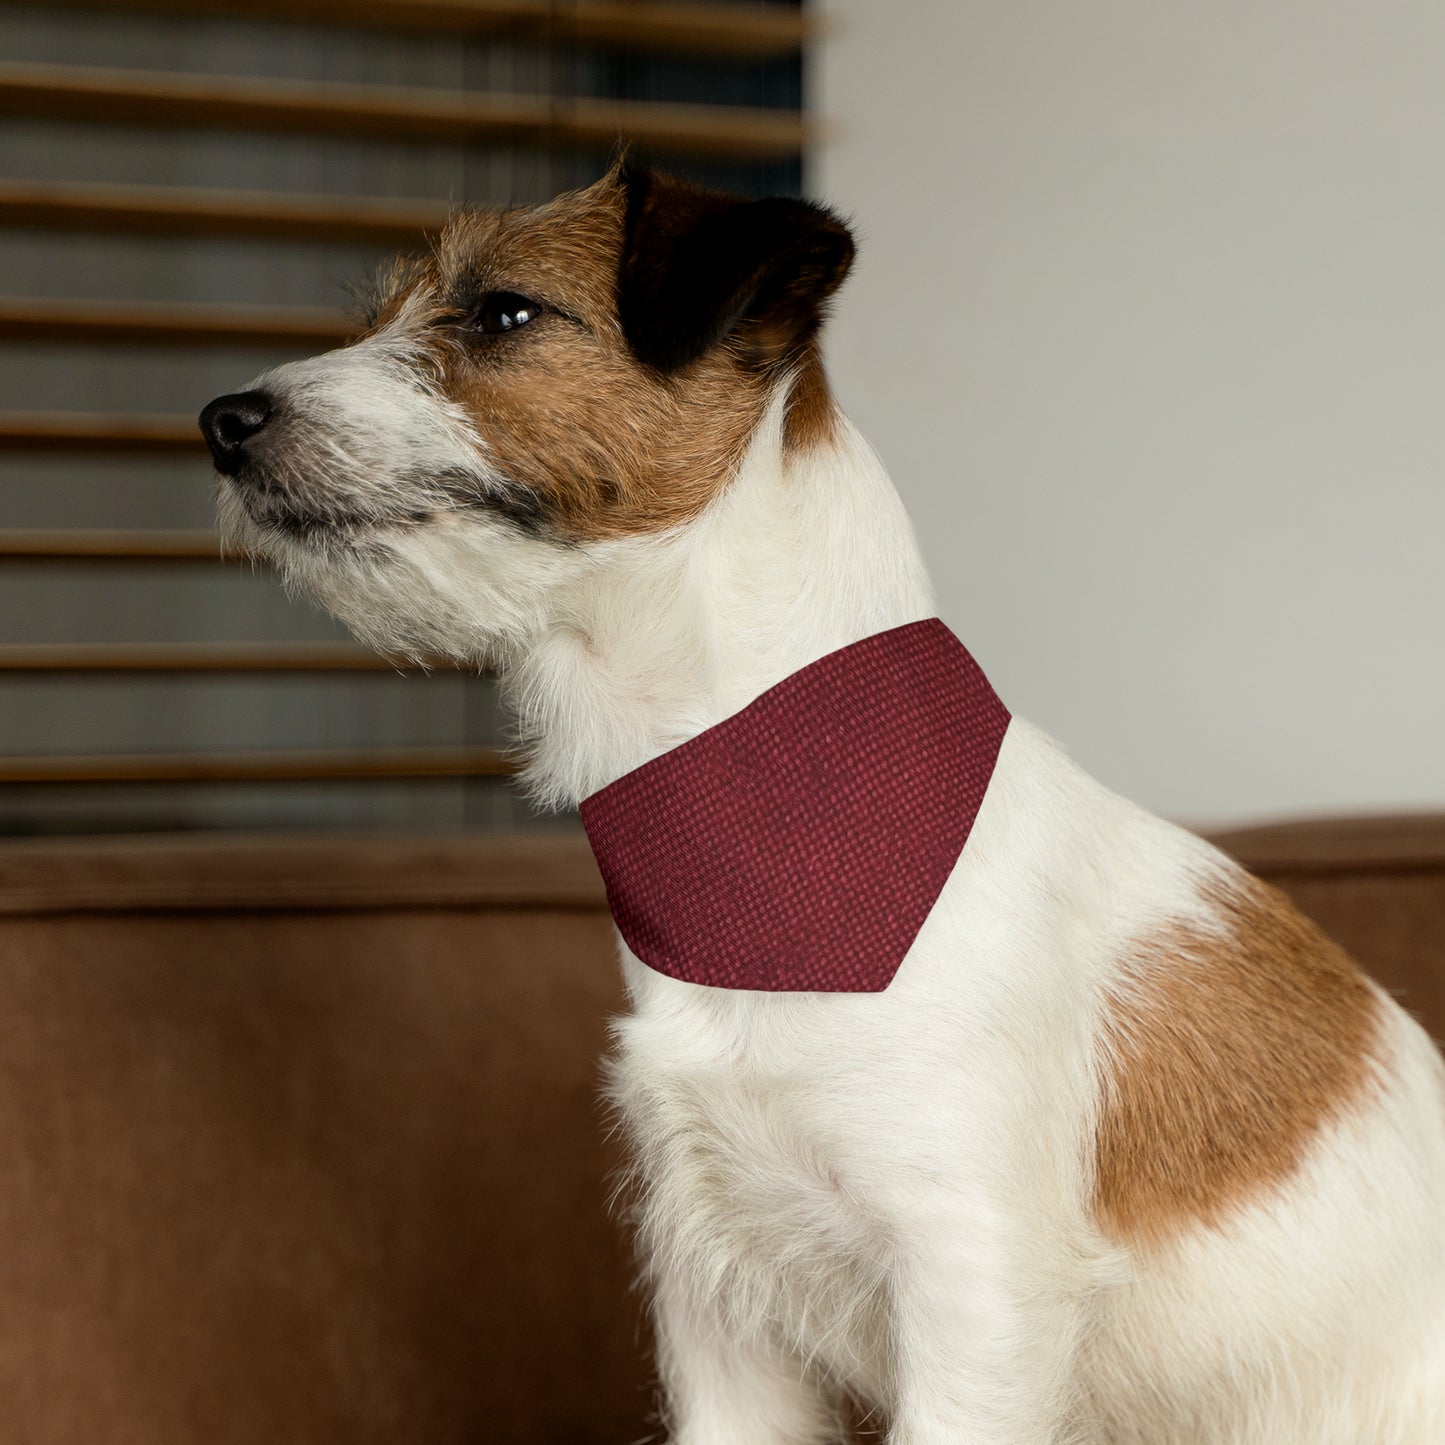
xmin=0 ymin=180 xmax=448 ymax=245
xmin=0 ymin=62 xmax=812 ymax=161
xmin=0 ymin=412 xmax=203 ymax=452
xmin=0 ymin=297 xmax=353 ymax=348
xmin=0 ymin=0 xmax=810 ymax=58
xmin=0 ymin=12 xmax=806 ymax=817
xmin=546 ymin=0 xmax=810 ymax=58
xmin=0 ymin=529 xmax=227 ymax=561
xmin=0 ymin=643 xmax=431 ymax=672
xmin=0 ymin=745 xmax=514 ymax=783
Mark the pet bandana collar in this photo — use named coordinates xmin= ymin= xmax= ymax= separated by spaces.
xmin=578 ymin=618 xmax=1010 ymax=992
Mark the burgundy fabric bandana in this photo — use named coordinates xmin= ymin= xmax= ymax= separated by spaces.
xmin=578 ymin=619 xmax=1010 ymax=992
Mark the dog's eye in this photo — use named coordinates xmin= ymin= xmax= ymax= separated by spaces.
xmin=472 ymin=291 xmax=543 ymax=334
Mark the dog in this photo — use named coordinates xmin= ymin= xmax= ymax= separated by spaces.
xmin=200 ymin=161 xmax=1445 ymax=1444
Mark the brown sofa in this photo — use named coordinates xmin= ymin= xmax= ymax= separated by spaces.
xmin=0 ymin=817 xmax=1441 ymax=1443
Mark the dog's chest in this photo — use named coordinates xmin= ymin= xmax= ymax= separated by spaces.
xmin=611 ymin=1003 xmax=891 ymax=1388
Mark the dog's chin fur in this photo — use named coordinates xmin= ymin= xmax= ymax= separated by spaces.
xmin=205 ymin=168 xmax=1445 ymax=1444
xmin=222 ymin=386 xmax=936 ymax=813
xmin=217 ymin=479 xmax=578 ymax=669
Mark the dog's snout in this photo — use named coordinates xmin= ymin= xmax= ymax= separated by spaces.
xmin=199 ymin=390 xmax=273 ymax=475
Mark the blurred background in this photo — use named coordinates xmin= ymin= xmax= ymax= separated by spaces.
xmin=2 ymin=0 xmax=1442 ymax=839
xmin=0 ymin=0 xmax=803 ymax=837
xmin=820 ymin=1 xmax=1445 ymax=828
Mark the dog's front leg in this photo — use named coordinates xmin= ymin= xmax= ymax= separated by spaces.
xmin=883 ymin=1205 xmax=1092 ymax=1445
xmin=652 ymin=1273 xmax=844 ymax=1445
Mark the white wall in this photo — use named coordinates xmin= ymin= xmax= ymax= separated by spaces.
xmin=814 ymin=1 xmax=1445 ymax=828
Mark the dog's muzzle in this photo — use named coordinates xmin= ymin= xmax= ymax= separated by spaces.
xmin=199 ymin=390 xmax=274 ymax=476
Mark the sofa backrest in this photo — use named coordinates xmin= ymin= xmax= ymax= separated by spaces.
xmin=0 ymin=818 xmax=1440 ymax=1442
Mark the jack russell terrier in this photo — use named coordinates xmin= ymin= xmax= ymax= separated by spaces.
xmin=200 ymin=162 xmax=1445 ymax=1444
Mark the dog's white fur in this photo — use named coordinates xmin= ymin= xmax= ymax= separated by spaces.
xmin=214 ymin=199 xmax=1445 ymax=1444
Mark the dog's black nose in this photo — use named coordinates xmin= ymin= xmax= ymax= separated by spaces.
xmin=199 ymin=390 xmax=273 ymax=475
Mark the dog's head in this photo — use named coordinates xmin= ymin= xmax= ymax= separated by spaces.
xmin=200 ymin=163 xmax=854 ymax=661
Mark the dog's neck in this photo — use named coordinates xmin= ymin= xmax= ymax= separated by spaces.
xmin=501 ymin=394 xmax=937 ymax=810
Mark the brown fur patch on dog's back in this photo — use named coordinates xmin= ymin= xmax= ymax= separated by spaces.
xmin=1093 ymin=873 xmax=1381 ymax=1247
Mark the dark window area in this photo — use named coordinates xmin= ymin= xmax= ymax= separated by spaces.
xmin=0 ymin=0 xmax=806 ymax=835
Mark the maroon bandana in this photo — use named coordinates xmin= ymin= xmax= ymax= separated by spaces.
xmin=579 ymin=619 xmax=1010 ymax=992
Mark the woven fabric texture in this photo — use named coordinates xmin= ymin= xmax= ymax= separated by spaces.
xmin=579 ymin=619 xmax=1011 ymax=992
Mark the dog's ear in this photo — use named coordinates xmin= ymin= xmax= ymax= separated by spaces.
xmin=617 ymin=162 xmax=855 ymax=374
